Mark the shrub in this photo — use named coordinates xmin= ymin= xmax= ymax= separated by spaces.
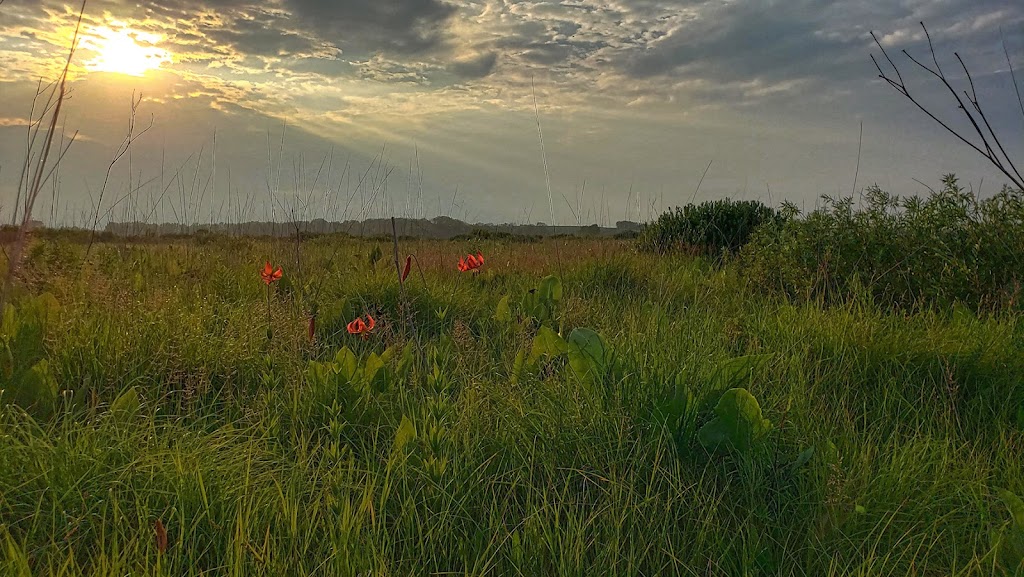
xmin=638 ymin=198 xmax=782 ymax=256
xmin=741 ymin=174 xmax=1024 ymax=312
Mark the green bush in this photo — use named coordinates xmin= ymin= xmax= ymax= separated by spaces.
xmin=638 ymin=198 xmax=782 ymax=256
xmin=741 ymin=174 xmax=1024 ymax=312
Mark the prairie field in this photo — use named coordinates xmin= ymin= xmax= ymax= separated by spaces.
xmin=1 ymin=226 xmax=1023 ymax=577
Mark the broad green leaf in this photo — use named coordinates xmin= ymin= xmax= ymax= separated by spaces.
xmin=538 ymin=275 xmax=563 ymax=304
xmin=522 ymin=276 xmax=563 ymax=325
xmin=363 ymin=353 xmax=385 ymax=384
xmin=494 ymin=295 xmax=512 ymax=323
xmin=567 ymin=327 xmax=609 ymax=383
xmin=110 ymin=387 xmax=141 ymax=420
xmin=334 ymin=347 xmax=358 ymax=381
xmin=529 ymin=325 xmax=567 ymax=364
xmin=697 ymin=387 xmax=772 ymax=453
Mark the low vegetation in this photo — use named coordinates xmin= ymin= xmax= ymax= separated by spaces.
xmin=1 ymin=191 xmax=1024 ymax=574
xmin=637 ymin=198 xmax=783 ymax=256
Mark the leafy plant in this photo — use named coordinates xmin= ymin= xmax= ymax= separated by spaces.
xmin=521 ymin=275 xmax=562 ymax=326
xmin=566 ymin=327 xmax=612 ymax=385
xmin=742 ymin=175 xmax=1024 ymax=312
xmin=697 ymin=388 xmax=773 ymax=454
xmin=639 ymin=198 xmax=783 ymax=256
xmin=993 ymin=489 xmax=1024 ymax=575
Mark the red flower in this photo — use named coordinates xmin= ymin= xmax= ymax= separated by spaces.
xmin=402 ymin=255 xmax=412 ymax=283
xmin=260 ymin=261 xmax=283 ymax=285
xmin=347 ymin=314 xmax=376 ymax=339
xmin=457 ymin=252 xmax=485 ymax=273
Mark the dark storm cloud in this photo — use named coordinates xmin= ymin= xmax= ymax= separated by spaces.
xmin=284 ymin=0 xmax=457 ymax=54
xmin=81 ymin=0 xmax=458 ymax=56
xmin=142 ymin=0 xmax=458 ymax=55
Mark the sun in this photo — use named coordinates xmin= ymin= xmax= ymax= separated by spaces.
xmin=83 ymin=26 xmax=172 ymax=77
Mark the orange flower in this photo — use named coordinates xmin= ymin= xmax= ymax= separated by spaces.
xmin=457 ymin=252 xmax=485 ymax=273
xmin=347 ymin=314 xmax=376 ymax=339
xmin=261 ymin=261 xmax=283 ymax=285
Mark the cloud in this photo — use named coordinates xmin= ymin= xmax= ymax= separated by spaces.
xmin=450 ymin=51 xmax=497 ymax=78
xmin=281 ymin=0 xmax=457 ymax=55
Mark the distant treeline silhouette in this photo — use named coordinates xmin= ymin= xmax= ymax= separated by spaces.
xmin=103 ymin=216 xmax=642 ymax=239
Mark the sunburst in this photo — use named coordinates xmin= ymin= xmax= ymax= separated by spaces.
xmin=83 ymin=25 xmax=171 ymax=77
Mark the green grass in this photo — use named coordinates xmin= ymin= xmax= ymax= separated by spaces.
xmin=1 ymin=234 xmax=1022 ymax=576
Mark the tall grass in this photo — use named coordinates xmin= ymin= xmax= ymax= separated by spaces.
xmin=0 ymin=234 xmax=1021 ymax=576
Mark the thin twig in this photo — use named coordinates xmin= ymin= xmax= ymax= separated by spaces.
xmin=852 ymin=121 xmax=863 ymax=196
xmin=870 ymin=23 xmax=1024 ymax=191
xmin=690 ymin=160 xmax=713 ymax=204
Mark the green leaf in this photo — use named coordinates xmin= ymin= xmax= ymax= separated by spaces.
xmin=711 ymin=354 xmax=772 ymax=390
xmin=790 ymin=446 xmax=815 ymax=472
xmin=1000 ymin=490 xmax=1024 ymax=528
xmin=21 ymin=359 xmax=58 ymax=409
xmin=538 ymin=275 xmax=563 ymax=304
xmin=305 ymin=361 xmax=333 ymax=388
xmin=494 ymin=295 xmax=512 ymax=323
xmin=567 ymin=327 xmax=610 ymax=383
xmin=392 ymin=415 xmax=417 ymax=456
xmin=529 ymin=325 xmax=567 ymax=364
xmin=29 ymin=293 xmax=60 ymax=323
xmin=522 ymin=276 xmax=563 ymax=325
xmin=996 ymin=490 xmax=1024 ymax=573
xmin=334 ymin=347 xmax=358 ymax=381
xmin=511 ymin=349 xmax=526 ymax=384
xmin=697 ymin=387 xmax=773 ymax=453
xmin=363 ymin=353 xmax=385 ymax=385
xmin=396 ymin=343 xmax=415 ymax=379
xmin=110 ymin=387 xmax=141 ymax=420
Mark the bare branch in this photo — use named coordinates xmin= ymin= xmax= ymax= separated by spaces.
xmin=870 ymin=21 xmax=1024 ymax=191
xmin=1004 ymin=28 xmax=1024 ymax=125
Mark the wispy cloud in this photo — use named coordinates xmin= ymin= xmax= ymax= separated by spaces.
xmin=0 ymin=0 xmax=1022 ymax=225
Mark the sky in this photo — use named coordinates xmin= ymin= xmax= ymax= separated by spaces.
xmin=0 ymin=0 xmax=1022 ymax=227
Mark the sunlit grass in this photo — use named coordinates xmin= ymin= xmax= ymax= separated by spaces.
xmin=0 ymin=234 xmax=1021 ymax=576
